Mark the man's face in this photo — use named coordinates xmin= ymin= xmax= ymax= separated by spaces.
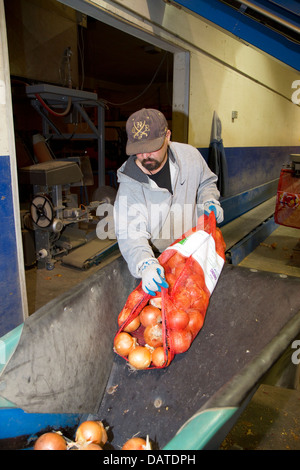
xmin=135 ymin=130 xmax=171 ymax=173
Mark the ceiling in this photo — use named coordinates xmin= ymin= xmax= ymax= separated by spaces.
xmin=171 ymin=0 xmax=300 ymax=71
xmin=82 ymin=17 xmax=173 ymax=88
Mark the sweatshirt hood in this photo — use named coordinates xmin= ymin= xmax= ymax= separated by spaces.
xmin=117 ymin=146 xmax=176 ymax=184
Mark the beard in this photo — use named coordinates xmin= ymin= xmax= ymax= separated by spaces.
xmin=141 ymin=158 xmax=161 ymax=172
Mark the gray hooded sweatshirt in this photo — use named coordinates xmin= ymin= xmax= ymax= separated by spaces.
xmin=113 ymin=141 xmax=221 ymax=278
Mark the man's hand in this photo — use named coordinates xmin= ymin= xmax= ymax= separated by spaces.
xmin=204 ymin=201 xmax=224 ymax=223
xmin=141 ymin=258 xmax=168 ymax=296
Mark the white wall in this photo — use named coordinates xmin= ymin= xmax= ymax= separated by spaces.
xmin=67 ymin=0 xmax=300 ymax=148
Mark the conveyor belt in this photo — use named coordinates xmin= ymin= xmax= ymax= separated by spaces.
xmin=1 ymin=259 xmax=300 ymax=450
xmin=61 ymin=238 xmax=118 ymax=269
xmin=93 ymin=264 xmax=300 ymax=450
xmin=221 ymin=196 xmax=276 ymax=251
xmin=221 ymin=197 xmax=277 ymax=264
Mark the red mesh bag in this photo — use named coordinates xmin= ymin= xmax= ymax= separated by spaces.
xmin=274 ymin=168 xmax=300 ymax=229
xmin=114 ymin=212 xmax=226 ymax=369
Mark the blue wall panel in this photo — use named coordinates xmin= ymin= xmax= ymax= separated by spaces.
xmin=0 ymin=156 xmax=23 ymax=337
xmin=172 ymin=0 xmax=300 ymax=71
xmin=200 ymin=145 xmax=299 ymax=197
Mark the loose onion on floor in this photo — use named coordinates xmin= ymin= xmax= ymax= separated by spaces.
xmin=80 ymin=443 xmax=103 ymax=450
xmin=34 ymin=432 xmax=67 ymax=450
xmin=122 ymin=437 xmax=149 ymax=450
xmin=75 ymin=420 xmax=107 ymax=446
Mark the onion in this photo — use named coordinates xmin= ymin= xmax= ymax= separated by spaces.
xmin=114 ymin=332 xmax=136 ymax=356
xmin=118 ymin=309 xmax=140 ymax=332
xmin=122 ymin=437 xmax=148 ymax=450
xmin=215 ymin=228 xmax=226 ymax=255
xmin=34 ymin=432 xmax=67 ymax=450
xmin=188 ymin=285 xmax=202 ymax=302
xmin=166 ymin=252 xmax=185 ymax=270
xmin=144 ymin=323 xmax=163 ymax=348
xmin=192 ymin=294 xmax=209 ymax=312
xmin=167 ymin=308 xmax=189 ymax=331
xmin=140 ymin=305 xmax=161 ymax=327
xmin=189 ymin=260 xmax=205 ymax=282
xmin=124 ymin=315 xmax=140 ymax=333
xmin=152 ymin=346 xmax=166 ymax=367
xmin=188 ymin=309 xmax=204 ymax=339
xmin=186 ymin=279 xmax=209 ymax=310
xmin=175 ymin=264 xmax=185 ymax=278
xmin=169 ymin=329 xmax=192 ymax=354
xmin=149 ymin=296 xmax=162 ymax=309
xmin=128 ymin=346 xmax=152 ymax=370
xmin=75 ymin=420 xmax=107 ymax=446
xmin=80 ymin=443 xmax=103 ymax=450
xmin=118 ymin=307 xmax=131 ymax=326
xmin=165 ymin=272 xmax=177 ymax=291
xmin=128 ymin=288 xmax=145 ymax=305
xmin=173 ymin=289 xmax=191 ymax=310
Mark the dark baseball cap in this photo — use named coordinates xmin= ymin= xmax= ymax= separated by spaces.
xmin=126 ymin=108 xmax=168 ymax=155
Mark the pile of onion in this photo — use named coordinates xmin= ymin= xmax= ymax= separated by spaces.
xmin=33 ymin=420 xmax=108 ymax=451
xmin=161 ymin=251 xmax=209 ymax=354
xmin=115 ymin=250 xmax=211 ymax=366
xmin=34 ymin=432 xmax=67 ymax=450
xmin=122 ymin=435 xmax=151 ymax=450
xmin=114 ymin=301 xmax=167 ymax=370
xmin=75 ymin=420 xmax=107 ymax=449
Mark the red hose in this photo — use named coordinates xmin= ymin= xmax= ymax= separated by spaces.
xmin=34 ymin=92 xmax=72 ymax=117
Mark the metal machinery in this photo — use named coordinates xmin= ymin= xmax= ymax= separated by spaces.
xmin=25 ymin=84 xmax=106 ymax=187
xmin=274 ymin=153 xmax=300 ymax=231
xmin=290 ymin=153 xmax=300 ymax=177
xmin=19 ymin=160 xmax=116 ymax=270
xmin=19 ymin=84 xmax=117 ymax=269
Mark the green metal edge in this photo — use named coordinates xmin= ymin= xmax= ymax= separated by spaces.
xmin=163 ymin=407 xmax=238 ymax=450
xmin=0 ymin=323 xmax=24 ymax=408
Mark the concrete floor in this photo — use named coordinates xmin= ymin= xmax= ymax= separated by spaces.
xmin=220 ymin=224 xmax=300 ymax=450
xmin=220 ymin=383 xmax=300 ymax=450
xmin=25 ymin=247 xmax=121 ymax=315
xmin=24 ymin=223 xmax=300 ymax=450
xmin=239 ymin=225 xmax=300 ymax=279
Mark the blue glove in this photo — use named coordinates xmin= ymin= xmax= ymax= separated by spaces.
xmin=204 ymin=201 xmax=224 ymax=223
xmin=141 ymin=258 xmax=168 ymax=296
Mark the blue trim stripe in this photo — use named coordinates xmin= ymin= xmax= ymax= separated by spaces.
xmin=172 ymin=0 xmax=300 ymax=70
xmin=200 ymin=146 xmax=299 ymax=198
xmin=0 ymin=408 xmax=82 ymax=449
xmin=0 ymin=155 xmax=24 ymax=337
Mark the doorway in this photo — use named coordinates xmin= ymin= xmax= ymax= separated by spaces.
xmin=4 ymin=0 xmax=190 ymax=314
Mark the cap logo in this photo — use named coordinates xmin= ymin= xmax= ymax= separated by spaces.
xmin=132 ymin=120 xmax=150 ymax=140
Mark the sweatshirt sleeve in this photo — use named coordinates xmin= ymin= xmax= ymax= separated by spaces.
xmin=113 ymin=185 xmax=155 ymax=278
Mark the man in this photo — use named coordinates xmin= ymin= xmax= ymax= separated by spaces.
xmin=113 ymin=108 xmax=223 ymax=296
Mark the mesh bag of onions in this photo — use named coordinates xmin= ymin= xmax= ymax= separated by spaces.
xmin=114 ymin=212 xmax=226 ymax=370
